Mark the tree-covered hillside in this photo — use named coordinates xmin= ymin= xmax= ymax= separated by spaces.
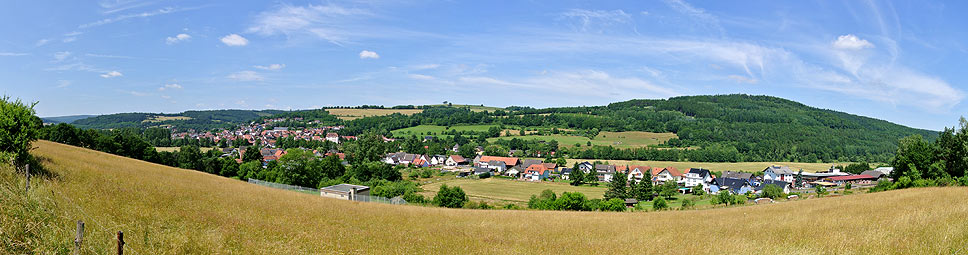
xmin=70 ymin=110 xmax=286 ymax=130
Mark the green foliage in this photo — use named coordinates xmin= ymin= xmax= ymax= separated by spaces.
xmin=433 ymin=184 xmax=468 ymax=208
xmin=0 ymin=96 xmax=40 ymax=165
xmin=603 ymin=172 xmax=629 ymax=200
xmin=570 ymin=162 xmax=585 ymax=186
xmin=71 ymin=109 xmax=288 ymax=130
xmin=815 ymin=186 xmax=828 ymax=197
xmin=600 ymin=198 xmax=626 ymax=212
xmin=652 ymin=196 xmax=669 ymax=210
xmin=760 ymin=184 xmax=785 ymax=199
xmin=633 ymin=172 xmax=654 ymax=201
xmin=659 ymin=181 xmax=678 ymax=199
xmin=556 ymin=192 xmax=589 ymax=211
xmin=680 ymin=198 xmax=695 ymax=209
xmin=402 ymin=190 xmax=427 ymax=204
xmin=691 ymin=185 xmax=706 ymax=196
xmin=370 ymin=181 xmax=419 ymax=199
xmin=347 ymin=161 xmax=401 ymax=182
xmin=243 ymin=146 xmax=263 ymax=162
xmin=478 ymin=172 xmax=491 ymax=179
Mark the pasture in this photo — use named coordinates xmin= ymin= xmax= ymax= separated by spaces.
xmin=419 ymin=177 xmax=606 ymax=203
xmin=142 ymin=115 xmax=192 ymax=123
xmin=391 ymin=124 xmax=497 ymax=137
xmin=324 ymin=108 xmax=423 ymax=120
xmin=4 ymin=141 xmax=967 ymax=254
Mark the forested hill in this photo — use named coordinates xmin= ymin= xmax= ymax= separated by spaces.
xmin=67 ymin=110 xmax=286 ymax=130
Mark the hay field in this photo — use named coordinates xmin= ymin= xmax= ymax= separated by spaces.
xmin=391 ymin=124 xmax=497 ymax=137
xmin=324 ymin=108 xmax=423 ymax=120
xmin=419 ymin=178 xmax=606 ymax=203
xmin=142 ymin=115 xmax=192 ymax=123
xmin=4 ymin=141 xmax=968 ymax=254
xmin=563 ymin=159 xmax=851 ymax=173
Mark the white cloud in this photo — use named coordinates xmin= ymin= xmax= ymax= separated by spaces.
xmin=254 ymin=64 xmax=285 ymax=70
xmin=408 ymin=74 xmax=435 ymax=80
xmin=53 ymin=51 xmax=72 ymax=61
xmin=246 ymin=3 xmax=373 ymax=45
xmin=461 ymin=70 xmax=677 ymax=99
xmin=166 ymin=33 xmax=191 ymax=44
xmin=62 ymin=37 xmax=77 ymax=43
xmin=35 ymin=39 xmax=50 ymax=46
xmin=227 ymin=71 xmax=263 ymax=81
xmin=158 ymin=83 xmax=182 ymax=91
xmin=221 ymin=34 xmax=249 ymax=46
xmin=80 ymin=7 xmax=177 ymax=28
xmin=0 ymin=52 xmax=29 ymax=56
xmin=664 ymin=0 xmax=724 ymax=36
xmin=832 ymin=34 xmax=874 ymax=50
xmin=359 ymin=50 xmax=379 ymax=59
xmin=100 ymin=71 xmax=123 ymax=78
xmin=128 ymin=91 xmax=147 ymax=96
xmin=411 ymin=64 xmax=440 ymax=70
xmin=727 ymin=74 xmax=758 ymax=84
xmin=56 ymin=80 xmax=72 ymax=88
xmin=560 ymin=9 xmax=634 ymax=33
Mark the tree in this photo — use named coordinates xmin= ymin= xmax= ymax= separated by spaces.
xmin=815 ymin=186 xmax=828 ymax=197
xmin=599 ymin=198 xmax=625 ymax=212
xmin=320 ymin=154 xmax=346 ymax=180
xmin=760 ymin=184 xmax=784 ymax=199
xmin=659 ymin=181 xmax=678 ymax=199
xmin=691 ymin=184 xmax=706 ymax=196
xmin=243 ymin=146 xmax=263 ymax=162
xmin=556 ymin=192 xmax=589 ymax=211
xmin=652 ymin=196 xmax=669 ymax=210
xmin=570 ymin=162 xmax=585 ymax=186
xmin=891 ymin=135 xmax=935 ymax=180
xmin=634 ymin=171 xmax=654 ymax=201
xmin=604 ymin=172 xmax=629 ymax=200
xmin=0 ymin=96 xmax=40 ymax=167
xmin=276 ymin=148 xmax=324 ymax=187
xmin=795 ymin=170 xmax=804 ymax=188
xmin=433 ymin=184 xmax=468 ymax=208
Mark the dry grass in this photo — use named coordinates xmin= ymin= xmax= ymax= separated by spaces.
xmin=564 ymin=159 xmax=853 ymax=173
xmin=154 ymin=147 xmax=216 ymax=153
xmin=325 ymin=109 xmax=423 ymax=120
xmin=4 ymin=140 xmax=968 ymax=254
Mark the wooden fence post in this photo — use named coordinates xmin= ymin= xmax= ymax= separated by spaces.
xmin=116 ymin=231 xmax=124 ymax=255
xmin=73 ymin=220 xmax=84 ymax=255
xmin=25 ymin=164 xmax=30 ymax=193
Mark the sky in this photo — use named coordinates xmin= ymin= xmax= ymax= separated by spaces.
xmin=1 ymin=0 xmax=966 ymax=131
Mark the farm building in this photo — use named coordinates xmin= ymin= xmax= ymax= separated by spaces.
xmin=320 ymin=184 xmax=370 ymax=200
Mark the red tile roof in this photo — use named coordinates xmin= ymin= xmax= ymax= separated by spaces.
xmin=480 ymin=156 xmax=519 ymax=166
xmin=828 ymin=175 xmax=875 ymax=181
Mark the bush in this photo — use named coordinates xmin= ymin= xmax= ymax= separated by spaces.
xmin=478 ymin=172 xmax=491 ymax=179
xmin=600 ymin=198 xmax=626 ymax=212
xmin=760 ymin=184 xmax=784 ymax=199
xmin=432 ymin=184 xmax=468 ymax=208
xmin=680 ymin=198 xmax=695 ymax=209
xmin=815 ymin=186 xmax=828 ymax=197
xmin=419 ymin=169 xmax=434 ymax=178
xmin=652 ymin=196 xmax=669 ymax=210
xmin=402 ymin=190 xmax=427 ymax=204
xmin=732 ymin=195 xmax=747 ymax=204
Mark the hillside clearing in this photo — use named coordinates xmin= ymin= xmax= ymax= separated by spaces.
xmin=4 ymin=141 xmax=968 ymax=254
xmin=391 ymin=124 xmax=497 ymax=137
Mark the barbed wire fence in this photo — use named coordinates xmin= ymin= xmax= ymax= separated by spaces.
xmin=247 ymin=178 xmax=407 ymax=205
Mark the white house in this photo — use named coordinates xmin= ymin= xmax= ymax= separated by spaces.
xmin=683 ymin=168 xmax=713 ymax=189
xmin=445 ymin=155 xmax=466 ymax=166
xmin=325 ymin=133 xmax=340 ymax=144
xmin=763 ymin=166 xmax=795 ymax=182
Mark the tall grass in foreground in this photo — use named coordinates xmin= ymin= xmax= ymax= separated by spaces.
xmin=3 ymin=140 xmax=968 ymax=254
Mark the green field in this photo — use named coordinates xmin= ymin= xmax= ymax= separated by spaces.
xmin=325 ymin=108 xmax=424 ymax=120
xmin=391 ymin=124 xmax=498 ymax=137
xmin=488 ymin=131 xmax=677 ymax=149
xmin=428 ymin=104 xmax=503 ymax=112
xmin=419 ymin=178 xmax=606 ymax=203
xmin=561 ymin=159 xmax=853 ymax=173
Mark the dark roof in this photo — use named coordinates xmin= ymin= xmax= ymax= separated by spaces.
xmin=756 ymin=180 xmax=789 ymax=191
xmin=473 ymin=167 xmax=491 ymax=174
xmin=560 ymin=168 xmax=574 ymax=174
xmin=521 ymin=159 xmax=544 ymax=168
xmin=713 ymin=178 xmax=752 ymax=193
xmin=860 ymin=170 xmax=885 ymax=178
xmin=723 ymin=171 xmax=753 ymax=180
xmin=687 ymin=168 xmax=710 ymax=177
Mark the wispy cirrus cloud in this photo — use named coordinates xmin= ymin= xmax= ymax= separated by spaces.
xmin=0 ymin=52 xmax=29 ymax=56
xmin=80 ymin=7 xmax=175 ymax=28
xmin=227 ymin=71 xmax=263 ymax=81
xmin=254 ymin=64 xmax=285 ymax=70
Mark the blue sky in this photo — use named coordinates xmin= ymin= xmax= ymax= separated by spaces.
xmin=1 ymin=0 xmax=966 ymax=130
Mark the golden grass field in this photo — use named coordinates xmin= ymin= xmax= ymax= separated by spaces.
xmin=3 ymin=141 xmax=968 ymax=254
xmin=563 ymin=158 xmax=856 ymax=173
xmin=324 ymin=108 xmax=423 ymax=120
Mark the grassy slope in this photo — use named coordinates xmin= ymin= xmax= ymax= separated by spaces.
xmin=391 ymin=124 xmax=497 ymax=137
xmin=325 ymin=109 xmax=423 ymax=120
xmin=489 ymin=131 xmax=677 ymax=149
xmin=4 ymin=141 xmax=968 ymax=254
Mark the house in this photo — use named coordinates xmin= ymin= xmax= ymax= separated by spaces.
xmin=559 ymin=168 xmax=574 ymax=180
xmin=710 ymin=178 xmax=754 ymax=195
xmin=651 ymin=167 xmax=683 ymax=185
xmin=683 ymin=168 xmax=713 ymax=188
xmin=763 ymin=166 xmax=796 ymax=182
xmin=260 ymin=148 xmax=286 ymax=161
xmin=478 ymin=156 xmax=519 ymax=168
xmin=860 ymin=170 xmax=888 ymax=181
xmin=594 ymin=164 xmax=617 ymax=182
xmin=445 ymin=155 xmax=467 ymax=166
xmin=320 ymin=184 xmax=370 ymax=200
xmin=722 ymin=171 xmax=754 ymax=180
xmin=473 ymin=167 xmax=491 ymax=175
xmin=872 ymin=167 xmax=894 ymax=177
xmin=383 ymin=152 xmax=421 ymax=165
xmin=481 ymin=160 xmax=507 ymax=173
xmin=519 ymin=159 xmax=544 ymax=169
xmin=627 ymin=165 xmax=652 ymax=183
xmin=429 ymin=155 xmax=448 ymax=165
xmin=505 ymin=166 xmax=521 ymax=177
xmin=755 ymin=180 xmax=791 ymax=194
xmin=325 ymin=133 xmax=340 ymax=143
xmin=524 ymin=164 xmax=552 ymax=181
xmin=452 ymin=144 xmax=460 ymax=152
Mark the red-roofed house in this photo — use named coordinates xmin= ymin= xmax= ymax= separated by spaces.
xmin=445 ymin=155 xmax=467 ymax=166
xmin=826 ymin=175 xmax=877 ymax=185
xmin=524 ymin=164 xmax=551 ymax=181
xmin=478 ymin=156 xmax=519 ymax=167
xmin=652 ymin=167 xmax=683 ymax=185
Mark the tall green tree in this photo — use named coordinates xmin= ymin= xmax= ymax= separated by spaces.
xmin=0 ymin=96 xmax=40 ymax=167
xmin=604 ymin=172 xmax=629 ymax=200
xmin=433 ymin=184 xmax=468 ymax=208
xmin=891 ymin=135 xmax=935 ymax=180
xmin=570 ymin=162 xmax=584 ymax=186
